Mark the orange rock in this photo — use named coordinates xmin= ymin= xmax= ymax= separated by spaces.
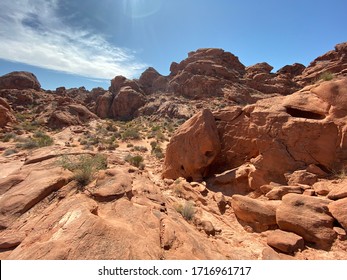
xmin=162 ymin=109 xmax=220 ymax=181
xmin=232 ymin=195 xmax=280 ymax=229
xmin=267 ymin=230 xmax=305 ymax=254
xmin=329 ymin=198 xmax=347 ymax=231
xmin=276 ymin=194 xmax=336 ymax=249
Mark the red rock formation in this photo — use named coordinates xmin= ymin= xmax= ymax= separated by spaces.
xmin=162 ymin=109 xmax=220 ymax=181
xmin=276 ymin=194 xmax=336 ymax=249
xmin=0 ymin=97 xmax=16 ymax=128
xmin=0 ymin=71 xmax=41 ymax=90
xmin=296 ymin=42 xmax=347 ymax=85
xmin=111 ymin=86 xmax=146 ymax=120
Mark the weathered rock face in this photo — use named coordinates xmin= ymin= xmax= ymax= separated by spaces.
xmin=277 ymin=63 xmax=306 ymax=78
xmin=87 ymin=168 xmax=133 ymax=201
xmin=139 ymin=67 xmax=168 ymax=94
xmin=111 ymin=86 xmax=146 ymax=120
xmin=209 ymin=78 xmax=347 ymax=189
xmin=47 ymin=104 xmax=98 ymax=129
xmin=266 ymin=230 xmax=305 ymax=254
xmin=0 ymin=71 xmax=41 ymax=90
xmin=162 ymin=109 xmax=221 ymax=181
xmin=95 ymin=76 xmax=146 ymax=120
xmin=329 ymin=197 xmax=347 ymax=231
xmin=232 ymin=195 xmax=280 ymax=231
xmin=296 ymin=42 xmax=347 ymax=85
xmin=95 ymin=91 xmax=113 ymax=118
xmin=168 ymin=48 xmax=246 ymax=98
xmin=276 ymin=194 xmax=336 ymax=249
xmin=0 ymin=97 xmax=16 ymax=128
xmin=0 ymin=166 xmax=72 ymax=229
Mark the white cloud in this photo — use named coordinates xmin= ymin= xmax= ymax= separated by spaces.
xmin=0 ymin=0 xmax=147 ymax=79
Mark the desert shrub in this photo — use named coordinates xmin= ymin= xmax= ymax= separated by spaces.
xmin=33 ymin=131 xmax=54 ymax=147
xmin=2 ymin=149 xmax=18 ymax=156
xmin=150 ymin=141 xmax=164 ymax=159
xmin=106 ymin=122 xmax=118 ymax=132
xmin=127 ymin=143 xmax=134 ymax=148
xmin=124 ymin=154 xmax=144 ymax=169
xmin=175 ymin=201 xmax=195 ymax=221
xmin=16 ymin=131 xmax=53 ymax=149
xmin=134 ymin=145 xmax=148 ymax=152
xmin=319 ymin=71 xmax=334 ymax=81
xmin=59 ymin=153 xmax=107 ymax=185
xmin=122 ymin=127 xmax=141 ymax=140
xmin=173 ymin=183 xmax=184 ymax=197
xmin=107 ymin=143 xmax=119 ymax=150
xmin=1 ymin=132 xmax=16 ymax=142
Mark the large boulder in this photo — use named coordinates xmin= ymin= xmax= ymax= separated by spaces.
xmin=95 ymin=92 xmax=113 ymax=118
xmin=0 ymin=71 xmax=41 ymax=90
xmin=232 ymin=194 xmax=280 ymax=231
xmin=162 ymin=109 xmax=221 ymax=181
xmin=276 ymin=194 xmax=336 ymax=249
xmin=111 ymin=87 xmax=146 ymax=120
xmin=328 ymin=197 xmax=347 ymax=231
xmin=47 ymin=104 xmax=97 ymax=128
xmin=95 ymin=76 xmax=146 ymax=120
xmin=266 ymin=230 xmax=305 ymax=254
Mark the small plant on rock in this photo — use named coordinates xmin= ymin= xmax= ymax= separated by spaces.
xmin=124 ymin=154 xmax=145 ymax=169
xmin=319 ymin=71 xmax=334 ymax=81
xmin=59 ymin=153 xmax=107 ymax=186
xmin=175 ymin=201 xmax=195 ymax=221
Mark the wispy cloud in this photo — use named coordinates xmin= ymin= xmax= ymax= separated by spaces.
xmin=0 ymin=0 xmax=147 ymax=79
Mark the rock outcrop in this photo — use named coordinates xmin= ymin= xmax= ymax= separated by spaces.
xmin=162 ymin=109 xmax=220 ymax=181
xmin=276 ymin=194 xmax=336 ymax=249
xmin=0 ymin=71 xmax=41 ymax=90
xmin=296 ymin=42 xmax=347 ymax=85
xmin=47 ymin=104 xmax=98 ymax=129
xmin=0 ymin=98 xmax=16 ymax=128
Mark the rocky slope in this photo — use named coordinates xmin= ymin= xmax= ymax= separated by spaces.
xmin=0 ymin=42 xmax=347 ymax=260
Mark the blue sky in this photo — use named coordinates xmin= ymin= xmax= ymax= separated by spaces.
xmin=0 ymin=0 xmax=346 ymax=90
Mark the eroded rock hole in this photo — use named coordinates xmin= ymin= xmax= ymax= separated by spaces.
xmin=205 ymin=151 xmax=214 ymax=158
xmin=285 ymin=107 xmax=325 ymax=120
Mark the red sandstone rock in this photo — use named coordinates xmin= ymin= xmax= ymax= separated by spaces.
xmin=162 ymin=109 xmax=220 ymax=181
xmin=267 ymin=230 xmax=305 ymax=254
xmin=87 ymin=168 xmax=133 ymax=200
xmin=327 ymin=179 xmax=347 ymax=200
xmin=296 ymin=42 xmax=347 ymax=85
xmin=329 ymin=197 xmax=347 ymax=231
xmin=0 ymin=97 xmax=16 ymax=127
xmin=232 ymin=195 xmax=280 ymax=230
xmin=265 ymin=185 xmax=303 ymax=200
xmin=0 ymin=71 xmax=41 ymax=90
xmin=47 ymin=104 xmax=97 ymax=128
xmin=111 ymin=86 xmax=146 ymax=120
xmin=0 ymin=167 xmax=72 ymax=229
xmin=276 ymin=194 xmax=336 ymax=249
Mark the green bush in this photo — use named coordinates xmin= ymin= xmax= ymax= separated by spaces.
xmin=59 ymin=153 xmax=107 ymax=186
xmin=134 ymin=146 xmax=148 ymax=152
xmin=16 ymin=131 xmax=53 ymax=149
xmin=175 ymin=201 xmax=195 ymax=221
xmin=122 ymin=127 xmax=141 ymax=140
xmin=1 ymin=133 xmax=16 ymax=142
xmin=319 ymin=72 xmax=334 ymax=81
xmin=150 ymin=141 xmax=164 ymax=159
xmin=2 ymin=149 xmax=18 ymax=156
xmin=124 ymin=154 xmax=144 ymax=169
